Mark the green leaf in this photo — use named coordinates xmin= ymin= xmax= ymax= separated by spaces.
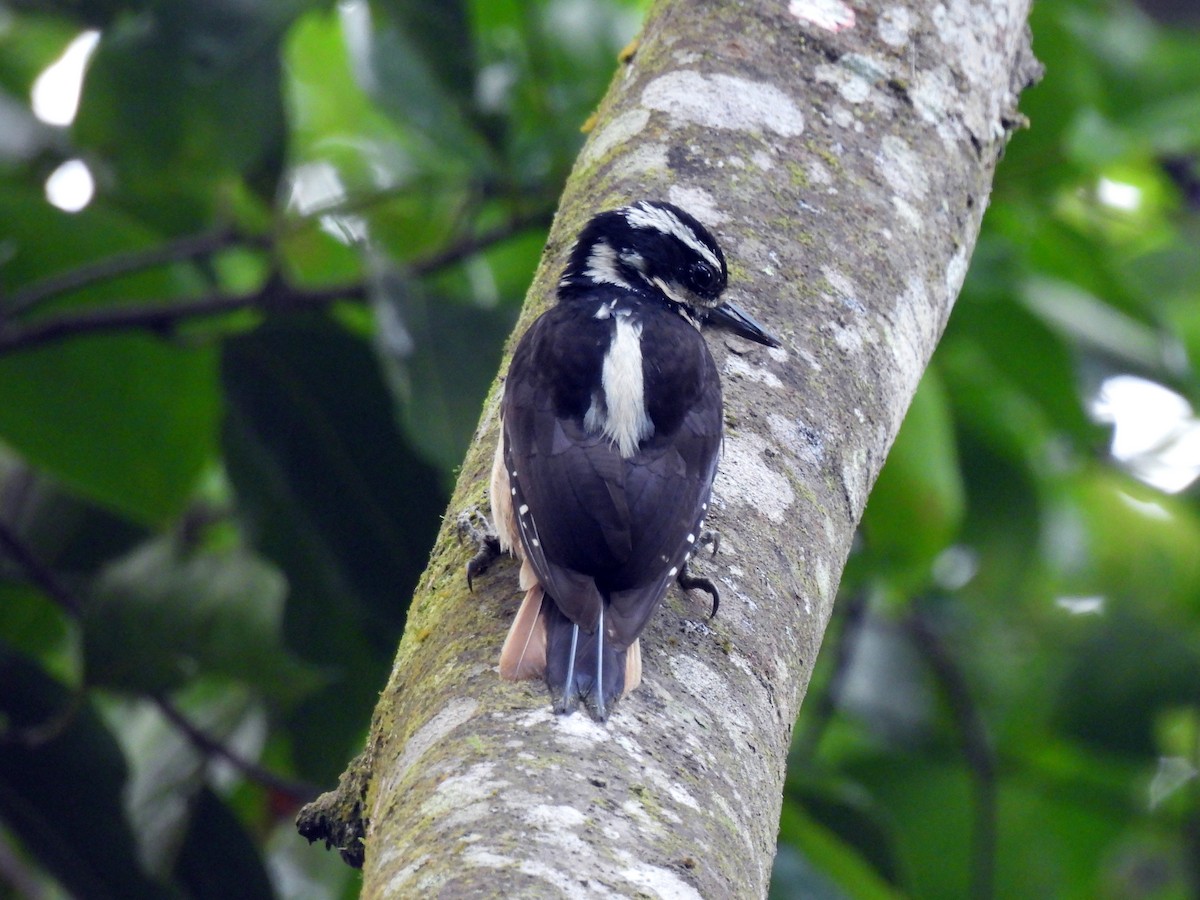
xmin=74 ymin=0 xmax=305 ymax=224
xmin=772 ymin=801 xmax=904 ymax=900
xmin=285 ymin=8 xmax=433 ymax=201
xmin=0 ymin=334 xmax=219 ymax=525
xmin=108 ymin=686 xmax=270 ymax=889
xmin=1046 ymin=468 xmax=1200 ymax=612
xmin=861 ymin=368 xmax=964 ymax=584
xmin=369 ymin=259 xmax=515 ymax=470
xmin=84 ymin=535 xmax=321 ymax=703
xmin=173 ymin=787 xmax=275 ymax=900
xmin=0 ymin=582 xmax=77 ymax=685
xmin=354 ymin=0 xmax=493 ymax=170
xmin=0 ymin=186 xmax=220 ymax=525
xmin=220 ymin=314 xmax=447 ymax=781
xmin=0 ymin=645 xmax=171 ymax=899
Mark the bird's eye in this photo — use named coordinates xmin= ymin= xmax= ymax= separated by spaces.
xmin=690 ymin=261 xmax=718 ymax=293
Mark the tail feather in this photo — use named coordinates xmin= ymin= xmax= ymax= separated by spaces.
xmin=499 ymin=586 xmax=548 ymax=680
xmin=624 ymin=638 xmax=642 ymax=697
xmin=543 ymin=602 xmax=626 ymax=719
xmin=501 ymin=589 xmax=641 ymax=716
xmin=517 ymin=556 xmax=538 ymax=591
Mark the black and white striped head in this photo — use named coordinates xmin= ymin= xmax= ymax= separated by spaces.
xmin=559 ymin=200 xmax=780 ymax=347
xmin=559 ymin=200 xmax=728 ymax=313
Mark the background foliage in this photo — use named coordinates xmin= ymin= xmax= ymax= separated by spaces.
xmin=0 ymin=0 xmax=1197 ymax=897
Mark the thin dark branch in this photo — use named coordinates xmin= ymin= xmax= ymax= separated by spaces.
xmin=0 ymin=518 xmax=87 ymax=745
xmin=0 ymin=280 xmax=365 ymax=356
xmin=907 ymin=609 xmax=997 ymax=900
xmin=408 ymin=209 xmax=553 ymax=277
xmin=153 ymin=695 xmax=320 ymax=805
xmin=0 ymin=210 xmax=552 ymax=356
xmin=0 ymin=686 xmax=86 ymax=748
xmin=0 ymin=518 xmax=81 ymax=617
xmin=1 ymin=228 xmax=262 ymax=320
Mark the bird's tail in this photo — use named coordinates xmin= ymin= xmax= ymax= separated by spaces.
xmin=499 ymin=587 xmax=641 ymax=720
xmin=544 ymin=602 xmax=625 ymax=720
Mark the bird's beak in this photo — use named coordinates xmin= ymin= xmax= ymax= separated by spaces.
xmin=706 ymin=300 xmax=781 ymax=348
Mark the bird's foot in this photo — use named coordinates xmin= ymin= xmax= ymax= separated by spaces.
xmin=677 ymin=562 xmax=720 ymax=619
xmin=678 ymin=530 xmax=720 ymax=617
xmin=456 ymin=509 xmax=501 ymax=592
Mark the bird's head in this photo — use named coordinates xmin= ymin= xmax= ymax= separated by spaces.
xmin=559 ymin=200 xmax=780 ymax=348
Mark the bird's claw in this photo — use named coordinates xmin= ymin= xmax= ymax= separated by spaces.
xmin=456 ymin=509 xmax=501 ymax=592
xmin=677 ymin=560 xmax=720 ymax=619
xmin=676 ymin=528 xmax=721 ymax=616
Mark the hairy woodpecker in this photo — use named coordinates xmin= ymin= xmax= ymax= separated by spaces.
xmin=491 ymin=200 xmax=779 ymax=719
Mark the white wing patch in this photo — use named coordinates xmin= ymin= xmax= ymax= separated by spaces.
xmin=623 ymin=202 xmax=722 ymax=272
xmin=584 ymin=314 xmax=653 ymax=458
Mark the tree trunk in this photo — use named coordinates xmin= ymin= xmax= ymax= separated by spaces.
xmin=312 ymin=0 xmax=1041 ymax=895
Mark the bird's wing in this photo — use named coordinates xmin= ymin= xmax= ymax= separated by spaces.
xmin=605 ymin=393 xmax=722 ymax=644
xmin=502 ymin=405 xmax=626 ymax=634
xmin=504 ymin=382 xmax=721 ymax=646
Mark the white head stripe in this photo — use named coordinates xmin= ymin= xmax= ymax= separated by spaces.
xmin=584 ymin=240 xmax=633 ymax=289
xmin=623 ymin=202 xmax=722 ymax=272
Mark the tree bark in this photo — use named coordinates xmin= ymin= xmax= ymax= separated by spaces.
xmin=327 ymin=0 xmax=1041 ymax=895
